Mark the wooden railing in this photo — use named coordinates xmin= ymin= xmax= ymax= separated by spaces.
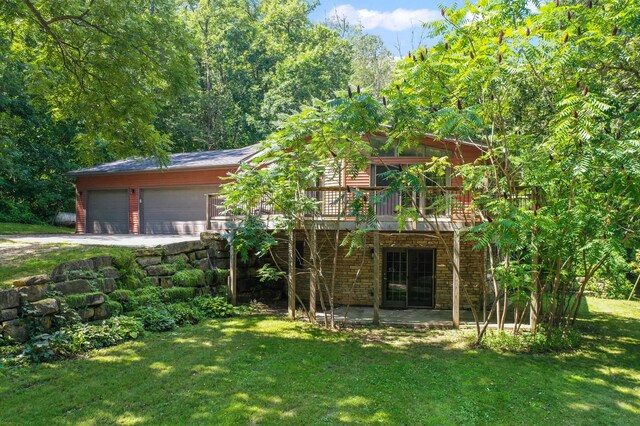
xmin=208 ymin=186 xmax=484 ymax=222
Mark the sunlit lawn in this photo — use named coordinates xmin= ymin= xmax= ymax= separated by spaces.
xmin=0 ymin=244 xmax=128 ymax=287
xmin=0 ymin=222 xmax=75 ymax=235
xmin=1 ymin=298 xmax=638 ymax=425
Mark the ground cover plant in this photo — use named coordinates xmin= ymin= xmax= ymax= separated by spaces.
xmin=0 ymin=297 xmax=637 ymax=425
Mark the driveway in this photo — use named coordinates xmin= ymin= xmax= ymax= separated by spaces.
xmin=0 ymin=234 xmax=201 ymax=248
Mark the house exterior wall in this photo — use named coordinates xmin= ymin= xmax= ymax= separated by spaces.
xmin=74 ymin=167 xmax=234 ymax=234
xmin=345 ymin=136 xmax=483 ymax=187
xmin=271 ymin=230 xmax=485 ymax=310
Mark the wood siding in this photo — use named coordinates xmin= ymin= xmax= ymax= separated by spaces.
xmin=75 ymin=168 xmax=234 ymax=234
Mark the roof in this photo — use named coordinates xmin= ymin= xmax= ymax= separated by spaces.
xmin=67 ymin=145 xmax=260 ymax=176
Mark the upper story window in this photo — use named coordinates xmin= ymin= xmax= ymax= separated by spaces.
xmin=369 ymin=135 xmax=451 ymax=158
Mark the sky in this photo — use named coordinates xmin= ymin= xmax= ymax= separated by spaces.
xmin=309 ymin=1 xmax=459 ymax=55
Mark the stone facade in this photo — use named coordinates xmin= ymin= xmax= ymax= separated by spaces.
xmin=270 ymin=230 xmax=486 ymax=310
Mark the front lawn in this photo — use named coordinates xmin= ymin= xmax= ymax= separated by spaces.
xmin=1 ymin=298 xmax=638 ymax=425
xmin=0 ymin=222 xmax=75 ymax=235
xmin=0 ymin=244 xmax=129 ymax=287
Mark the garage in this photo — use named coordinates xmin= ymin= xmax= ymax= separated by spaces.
xmin=140 ymin=186 xmax=217 ymax=235
xmin=86 ymin=189 xmax=129 ymax=234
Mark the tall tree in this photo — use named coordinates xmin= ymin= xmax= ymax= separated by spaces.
xmin=2 ymin=0 xmax=196 ymax=161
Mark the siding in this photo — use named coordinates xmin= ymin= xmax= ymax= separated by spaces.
xmin=75 ymin=167 xmax=234 ymax=234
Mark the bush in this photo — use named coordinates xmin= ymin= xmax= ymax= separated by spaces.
xmin=133 ymin=306 xmax=177 ymax=332
xmin=113 ymin=250 xmax=146 ymax=289
xmin=172 ymin=269 xmax=205 ymax=287
xmin=212 ymin=269 xmax=230 ymax=286
xmin=22 ymin=316 xmax=145 ymax=363
xmin=64 ymin=292 xmax=105 ymax=309
xmin=166 ymin=303 xmax=205 ymax=325
xmin=103 ymin=300 xmax=123 ymax=316
xmin=163 ymin=287 xmax=196 ymax=302
xmin=193 ymin=296 xmax=234 ymax=318
xmin=172 ymin=259 xmax=189 ymax=271
xmin=104 ymin=316 xmax=144 ymax=340
xmin=482 ymin=328 xmax=581 ymax=353
xmin=127 ymin=286 xmax=163 ymax=311
xmin=109 ymin=289 xmax=134 ymax=303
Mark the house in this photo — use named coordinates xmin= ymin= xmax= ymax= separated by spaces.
xmin=67 ymin=145 xmax=258 ymax=235
xmin=70 ymin=135 xmax=496 ymax=325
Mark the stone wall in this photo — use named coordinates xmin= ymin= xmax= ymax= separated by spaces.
xmin=135 ymin=240 xmax=213 ymax=288
xmin=0 ymin=256 xmax=121 ymax=342
xmin=0 ymin=239 xmax=227 ymax=343
xmin=269 ymin=230 xmax=486 ymax=310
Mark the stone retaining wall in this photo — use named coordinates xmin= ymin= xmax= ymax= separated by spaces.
xmin=0 ymin=256 xmax=121 ymax=342
xmin=0 ymin=238 xmax=230 ymax=343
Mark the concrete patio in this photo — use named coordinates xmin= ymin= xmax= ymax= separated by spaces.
xmin=316 ymin=306 xmax=478 ymax=328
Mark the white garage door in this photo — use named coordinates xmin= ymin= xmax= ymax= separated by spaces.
xmin=141 ymin=186 xmax=217 ymax=235
xmin=86 ymin=189 xmax=129 ymax=234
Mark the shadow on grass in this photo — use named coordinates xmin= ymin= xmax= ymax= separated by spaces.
xmin=1 ymin=302 xmax=639 ymax=425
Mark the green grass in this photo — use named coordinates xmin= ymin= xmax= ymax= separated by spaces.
xmin=0 ymin=245 xmax=130 ymax=287
xmin=0 ymin=222 xmax=75 ymax=235
xmin=1 ymin=298 xmax=638 ymax=425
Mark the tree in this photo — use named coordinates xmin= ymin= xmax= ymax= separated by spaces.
xmin=327 ymin=17 xmax=395 ymax=97
xmin=223 ymin=0 xmax=640 ymax=341
xmin=2 ymin=0 xmax=196 ymax=161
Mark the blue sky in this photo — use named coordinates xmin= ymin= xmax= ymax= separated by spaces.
xmin=310 ymin=1 xmax=459 ymax=55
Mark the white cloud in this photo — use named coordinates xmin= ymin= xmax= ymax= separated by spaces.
xmin=328 ymin=4 xmax=441 ymax=31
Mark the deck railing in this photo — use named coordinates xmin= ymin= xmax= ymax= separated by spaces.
xmin=207 ymin=186 xmax=494 ymax=222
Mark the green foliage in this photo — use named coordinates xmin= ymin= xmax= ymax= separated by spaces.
xmin=132 ymin=307 xmax=176 ymax=332
xmin=172 ymin=259 xmax=189 ymax=272
xmin=482 ymin=329 xmax=582 ymax=354
xmin=165 ymin=302 xmax=205 ymax=326
xmin=113 ymin=250 xmax=146 ymax=290
xmin=126 ymin=287 xmax=163 ymax=311
xmin=64 ymin=292 xmax=104 ymax=309
xmin=163 ymin=287 xmax=196 ymax=303
xmin=108 ymin=289 xmax=134 ymax=304
xmin=21 ymin=316 xmax=144 ymax=363
xmin=212 ymin=269 xmax=230 ymax=287
xmin=103 ymin=300 xmax=123 ymax=317
xmin=193 ymin=296 xmax=234 ymax=318
xmin=172 ymin=269 xmax=205 ymax=288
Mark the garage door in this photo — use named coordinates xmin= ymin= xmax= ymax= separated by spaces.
xmin=141 ymin=186 xmax=216 ymax=235
xmin=86 ymin=189 xmax=129 ymax=234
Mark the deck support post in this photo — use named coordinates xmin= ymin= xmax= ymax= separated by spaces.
xmin=309 ymin=222 xmax=317 ymax=323
xmin=228 ymin=231 xmax=237 ymax=306
xmin=452 ymin=230 xmax=460 ymax=328
xmin=373 ymin=231 xmax=381 ymax=325
xmin=288 ymin=229 xmax=296 ymax=320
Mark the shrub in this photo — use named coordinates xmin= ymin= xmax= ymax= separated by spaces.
xmin=482 ymin=329 xmax=581 ymax=353
xmin=166 ymin=303 xmax=205 ymax=325
xmin=22 ymin=331 xmax=77 ymax=363
xmin=128 ymin=286 xmax=163 ymax=310
xmin=113 ymin=250 xmax=146 ymax=289
xmin=172 ymin=259 xmax=189 ymax=271
xmin=213 ymin=269 xmax=230 ymax=286
xmin=172 ymin=269 xmax=205 ymax=287
xmin=193 ymin=296 xmax=234 ymax=318
xmin=133 ymin=307 xmax=177 ymax=332
xmin=109 ymin=289 xmax=134 ymax=303
xmin=103 ymin=300 xmax=124 ymax=316
xmin=163 ymin=287 xmax=196 ymax=302
xmin=104 ymin=316 xmax=144 ymax=340
xmin=64 ymin=292 xmax=105 ymax=309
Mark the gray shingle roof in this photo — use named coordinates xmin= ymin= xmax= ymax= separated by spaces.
xmin=67 ymin=145 xmax=260 ymax=176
